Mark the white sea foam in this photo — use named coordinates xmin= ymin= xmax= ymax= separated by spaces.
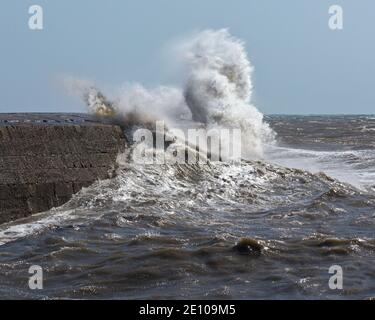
xmin=265 ymin=145 xmax=375 ymax=190
xmin=0 ymin=209 xmax=76 ymax=246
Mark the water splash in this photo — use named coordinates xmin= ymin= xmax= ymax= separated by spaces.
xmin=62 ymin=29 xmax=275 ymax=159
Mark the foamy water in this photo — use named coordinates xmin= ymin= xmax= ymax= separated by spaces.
xmin=1 ymin=115 xmax=375 ymax=299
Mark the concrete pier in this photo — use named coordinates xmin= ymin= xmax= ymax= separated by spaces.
xmin=0 ymin=113 xmax=127 ymax=224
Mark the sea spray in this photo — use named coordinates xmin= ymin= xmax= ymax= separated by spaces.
xmin=62 ymin=29 xmax=275 ymax=160
xmin=179 ymin=29 xmax=275 ymax=159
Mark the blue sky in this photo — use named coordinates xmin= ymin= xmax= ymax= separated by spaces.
xmin=0 ymin=0 xmax=374 ymax=114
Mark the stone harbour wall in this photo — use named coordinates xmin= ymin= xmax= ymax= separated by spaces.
xmin=0 ymin=114 xmax=127 ymax=224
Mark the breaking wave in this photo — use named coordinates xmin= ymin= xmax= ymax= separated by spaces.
xmin=1 ymin=29 xmax=375 ymax=300
xmin=63 ymin=29 xmax=275 ymax=160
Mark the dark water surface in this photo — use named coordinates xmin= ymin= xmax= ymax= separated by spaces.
xmin=0 ymin=115 xmax=374 ymax=299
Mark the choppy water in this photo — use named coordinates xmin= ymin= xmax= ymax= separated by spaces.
xmin=1 ymin=115 xmax=375 ymax=299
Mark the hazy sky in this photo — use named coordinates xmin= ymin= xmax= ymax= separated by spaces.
xmin=0 ymin=0 xmax=374 ymax=114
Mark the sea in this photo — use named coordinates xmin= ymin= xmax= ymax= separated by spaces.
xmin=0 ymin=114 xmax=374 ymax=299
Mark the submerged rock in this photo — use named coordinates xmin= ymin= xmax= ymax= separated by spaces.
xmin=233 ymin=237 xmax=263 ymax=256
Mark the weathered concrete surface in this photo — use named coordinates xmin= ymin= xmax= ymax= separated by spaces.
xmin=0 ymin=113 xmax=127 ymax=224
